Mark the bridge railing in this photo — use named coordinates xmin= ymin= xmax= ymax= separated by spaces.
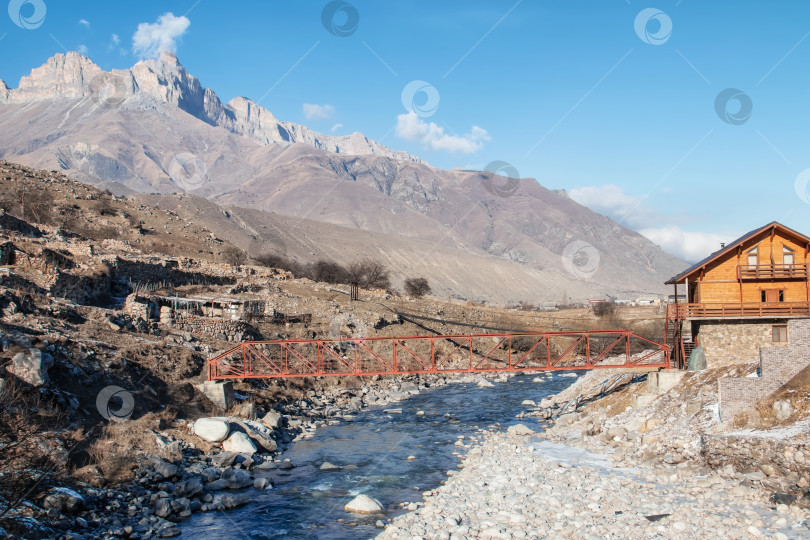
xmin=208 ymin=330 xmax=670 ymax=380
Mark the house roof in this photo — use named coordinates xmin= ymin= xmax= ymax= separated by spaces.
xmin=665 ymin=221 xmax=810 ymax=285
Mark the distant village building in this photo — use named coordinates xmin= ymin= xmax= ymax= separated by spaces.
xmin=665 ymin=222 xmax=810 ymax=369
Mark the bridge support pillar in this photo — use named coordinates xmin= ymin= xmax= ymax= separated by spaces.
xmin=647 ymin=369 xmax=686 ymax=395
xmin=197 ymin=380 xmax=234 ymax=411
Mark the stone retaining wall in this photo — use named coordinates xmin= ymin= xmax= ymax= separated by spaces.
xmin=718 ymin=319 xmax=810 ymax=421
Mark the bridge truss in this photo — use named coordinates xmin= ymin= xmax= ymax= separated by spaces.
xmin=208 ymin=330 xmax=670 ymax=380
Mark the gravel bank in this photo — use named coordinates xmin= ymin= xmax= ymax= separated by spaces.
xmin=379 ymin=426 xmax=810 ymax=539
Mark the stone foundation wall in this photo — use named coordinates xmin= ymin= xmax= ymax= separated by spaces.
xmin=718 ymin=319 xmax=810 ymax=421
xmin=169 ymin=313 xmax=252 ymax=342
xmin=48 ymin=263 xmax=112 ymax=304
xmin=696 ymin=320 xmax=788 ymax=368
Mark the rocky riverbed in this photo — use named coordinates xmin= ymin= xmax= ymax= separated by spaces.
xmin=11 ymin=371 xmax=512 ymax=539
xmin=379 ymin=426 xmax=810 ymax=539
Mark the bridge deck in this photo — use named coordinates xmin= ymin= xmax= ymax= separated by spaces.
xmin=208 ymin=330 xmax=670 ymax=380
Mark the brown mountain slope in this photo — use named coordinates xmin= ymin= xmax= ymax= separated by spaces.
xmin=0 ymin=53 xmax=688 ymax=302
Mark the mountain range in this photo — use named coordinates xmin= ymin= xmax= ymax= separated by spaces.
xmin=0 ymin=51 xmax=687 ymax=303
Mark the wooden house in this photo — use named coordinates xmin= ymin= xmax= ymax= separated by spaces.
xmin=665 ymin=222 xmax=810 ymax=368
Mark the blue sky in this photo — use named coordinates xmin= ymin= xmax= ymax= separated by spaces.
xmin=3 ymin=1 xmax=810 ymax=262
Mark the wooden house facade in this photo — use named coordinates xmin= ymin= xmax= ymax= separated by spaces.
xmin=665 ymin=222 xmax=810 ymax=368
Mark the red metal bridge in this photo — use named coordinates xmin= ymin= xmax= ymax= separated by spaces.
xmin=207 ymin=330 xmax=670 ymax=380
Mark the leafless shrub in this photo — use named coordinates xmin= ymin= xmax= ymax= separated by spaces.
xmin=222 ymin=245 xmax=247 ymax=267
xmin=592 ymin=300 xmax=616 ymax=318
xmin=0 ymin=379 xmax=66 ymax=522
xmin=308 ymin=259 xmax=348 ymax=284
xmin=404 ymin=277 xmax=431 ymax=298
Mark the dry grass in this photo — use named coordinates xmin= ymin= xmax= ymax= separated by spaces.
xmin=87 ymin=410 xmax=177 ymax=485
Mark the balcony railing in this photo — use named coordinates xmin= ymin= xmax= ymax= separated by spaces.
xmin=738 ymin=264 xmax=809 ymax=280
xmin=668 ymin=302 xmax=810 ymax=319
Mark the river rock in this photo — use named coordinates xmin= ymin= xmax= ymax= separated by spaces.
xmin=477 ymin=379 xmax=494 ymax=388
xmin=221 ymin=467 xmax=253 ymax=489
xmin=213 ymin=492 xmax=252 ymax=510
xmin=222 ymin=432 xmax=257 ymax=455
xmin=230 ymin=418 xmax=278 ymax=452
xmin=42 ymin=488 xmax=84 ymax=513
xmin=175 ymin=477 xmax=203 ymax=498
xmin=151 ymin=458 xmax=180 ymax=480
xmin=212 ymin=451 xmax=238 ymax=468
xmin=345 ymin=494 xmax=384 ymax=514
xmin=320 ymin=462 xmax=342 ymax=471
xmin=193 ymin=418 xmax=230 ymax=442
xmin=7 ymin=348 xmax=54 ymax=386
xmin=154 ymin=497 xmax=172 ymax=518
xmin=507 ymin=423 xmax=535 ymax=436
xmin=254 ymin=477 xmax=271 ymax=489
xmin=261 ymin=410 xmax=282 ymax=429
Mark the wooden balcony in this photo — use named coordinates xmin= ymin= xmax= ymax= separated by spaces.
xmin=668 ymin=302 xmax=810 ymax=319
xmin=737 ymin=264 xmax=809 ymax=280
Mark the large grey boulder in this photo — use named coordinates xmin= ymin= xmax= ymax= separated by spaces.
xmin=7 ymin=348 xmax=53 ymax=386
xmin=344 ymin=494 xmax=383 ymax=514
xmin=193 ymin=418 xmax=230 ymax=442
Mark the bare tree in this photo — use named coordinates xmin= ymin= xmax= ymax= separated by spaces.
xmin=347 ymin=260 xmax=391 ymax=289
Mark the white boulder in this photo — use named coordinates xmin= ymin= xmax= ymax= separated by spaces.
xmin=193 ymin=418 xmax=230 ymax=443
xmin=344 ymin=494 xmax=383 ymax=514
xmin=222 ymin=432 xmax=257 ymax=455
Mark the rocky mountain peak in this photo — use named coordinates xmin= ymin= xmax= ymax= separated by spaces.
xmin=6 ymin=52 xmax=102 ymax=103
xmin=0 ymin=51 xmax=420 ymax=163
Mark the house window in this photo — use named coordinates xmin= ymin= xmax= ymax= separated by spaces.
xmin=762 ymin=289 xmax=784 ymax=302
xmin=747 ymin=247 xmax=758 ymax=266
xmin=772 ymin=325 xmax=788 ymax=342
xmin=783 ymin=246 xmax=795 ymax=265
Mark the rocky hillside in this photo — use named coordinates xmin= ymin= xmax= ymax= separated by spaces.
xmin=0 ymin=53 xmax=688 ymax=302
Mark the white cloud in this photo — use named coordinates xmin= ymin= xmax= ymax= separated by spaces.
xmin=77 ymin=44 xmax=88 ymax=55
xmin=303 ymin=103 xmax=335 ymax=120
xmin=111 ymin=33 xmax=120 ymax=45
xmin=331 ymin=123 xmax=343 ymax=132
xmin=570 ymin=184 xmax=734 ymax=262
xmin=639 ymin=226 xmax=734 ymax=263
xmin=132 ymin=12 xmax=190 ymax=59
xmin=78 ymin=19 xmax=90 ymax=28
xmin=395 ymin=112 xmax=489 ymax=154
xmin=569 ymin=184 xmax=657 ymax=229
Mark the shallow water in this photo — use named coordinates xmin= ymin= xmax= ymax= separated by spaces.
xmin=182 ymin=373 xmax=578 ymax=539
